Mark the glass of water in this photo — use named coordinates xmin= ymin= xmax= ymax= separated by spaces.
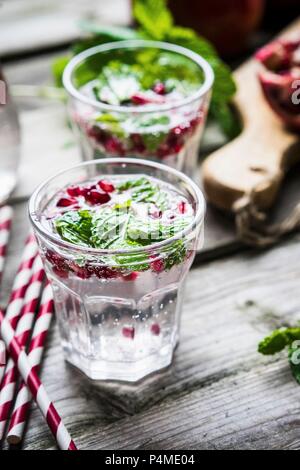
xmin=29 ymin=158 xmax=205 ymax=382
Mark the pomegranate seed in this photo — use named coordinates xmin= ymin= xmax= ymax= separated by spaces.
xmin=86 ymin=190 xmax=111 ymax=205
xmin=105 ymin=137 xmax=125 ymax=155
xmin=178 ymin=201 xmax=187 ymax=214
xmin=56 ymin=197 xmax=77 ymax=208
xmin=53 ymin=266 xmax=69 ymax=279
xmin=131 ymin=133 xmax=146 ymax=154
xmin=151 ymin=259 xmax=164 ymax=273
xmin=98 ymin=180 xmax=115 ymax=193
xmin=153 ymin=82 xmax=166 ymax=95
xmin=131 ymin=93 xmax=152 ymax=105
xmin=131 ymin=93 xmax=165 ymax=105
xmin=67 ymin=186 xmax=81 ymax=197
xmin=122 ymin=272 xmax=139 ymax=281
xmin=69 ymin=262 xmax=91 ymax=279
xmin=151 ymin=323 xmax=161 ymax=336
xmin=93 ymin=266 xmax=118 ymax=279
xmin=122 ymin=327 xmax=135 ymax=339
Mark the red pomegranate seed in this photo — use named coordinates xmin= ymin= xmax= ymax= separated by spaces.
xmin=98 ymin=180 xmax=115 ymax=193
xmin=86 ymin=190 xmax=111 ymax=205
xmin=153 ymin=82 xmax=166 ymax=95
xmin=131 ymin=93 xmax=152 ymax=105
xmin=67 ymin=186 xmax=81 ymax=197
xmin=178 ymin=201 xmax=187 ymax=214
xmin=151 ymin=323 xmax=161 ymax=336
xmin=53 ymin=266 xmax=69 ymax=279
xmin=122 ymin=272 xmax=139 ymax=281
xmin=105 ymin=137 xmax=125 ymax=155
xmin=122 ymin=327 xmax=135 ymax=339
xmin=151 ymin=259 xmax=164 ymax=273
xmin=93 ymin=266 xmax=118 ymax=279
xmin=56 ymin=197 xmax=77 ymax=208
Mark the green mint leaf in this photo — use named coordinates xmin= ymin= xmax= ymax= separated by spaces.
xmin=133 ymin=0 xmax=173 ymax=40
xmin=52 ymin=56 xmax=71 ymax=87
xmin=258 ymin=327 xmax=300 ymax=355
xmin=91 ymin=208 xmax=130 ymax=249
xmin=164 ymin=240 xmax=187 ymax=270
xmin=55 ymin=210 xmax=92 ymax=246
xmin=210 ymin=101 xmax=241 ymax=139
xmin=118 ymin=177 xmax=170 ymax=210
xmin=95 ymin=113 xmax=126 ymax=138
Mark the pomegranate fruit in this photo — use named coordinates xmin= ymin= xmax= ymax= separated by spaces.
xmin=256 ymin=38 xmax=300 ymax=131
xmin=168 ymin=0 xmax=265 ymax=56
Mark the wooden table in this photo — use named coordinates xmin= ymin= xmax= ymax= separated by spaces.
xmin=2 ymin=2 xmax=300 ymax=450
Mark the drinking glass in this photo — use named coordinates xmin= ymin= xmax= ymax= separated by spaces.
xmin=63 ymin=40 xmax=214 ymax=178
xmin=29 ymin=158 xmax=205 ymax=382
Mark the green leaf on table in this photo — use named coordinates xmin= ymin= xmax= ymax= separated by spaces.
xmin=55 ymin=210 xmax=92 ymax=246
xmin=258 ymin=327 xmax=300 ymax=355
xmin=133 ymin=0 xmax=173 ymax=40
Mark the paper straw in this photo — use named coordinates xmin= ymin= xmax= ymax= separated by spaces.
xmin=0 ymin=256 xmax=45 ymax=439
xmin=0 ymin=309 xmax=77 ymax=450
xmin=7 ymin=282 xmax=54 ymax=444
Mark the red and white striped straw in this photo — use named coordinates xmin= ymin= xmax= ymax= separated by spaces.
xmin=0 ymin=233 xmax=38 ymax=387
xmin=0 ymin=309 xmax=77 ymax=450
xmin=7 ymin=282 xmax=54 ymax=445
xmin=4 ymin=233 xmax=38 ymax=330
xmin=0 ymin=206 xmax=13 ymax=285
xmin=0 ymin=256 xmax=45 ymax=439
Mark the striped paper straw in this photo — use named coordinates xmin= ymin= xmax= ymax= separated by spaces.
xmin=0 ymin=206 xmax=13 ymax=285
xmin=0 ymin=206 xmax=13 ymax=382
xmin=0 ymin=256 xmax=45 ymax=439
xmin=0 ymin=309 xmax=77 ymax=450
xmin=0 ymin=233 xmax=38 ymax=387
xmin=4 ymin=233 xmax=38 ymax=329
xmin=7 ymin=282 xmax=54 ymax=444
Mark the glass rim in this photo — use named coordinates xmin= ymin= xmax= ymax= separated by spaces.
xmin=29 ymin=158 xmax=206 ymax=257
xmin=62 ymin=39 xmax=214 ymax=114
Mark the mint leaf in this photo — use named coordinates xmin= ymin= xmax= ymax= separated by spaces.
xmin=258 ymin=327 xmax=300 ymax=355
xmin=52 ymin=56 xmax=71 ymax=87
xmin=133 ymin=0 xmax=173 ymax=40
xmin=164 ymin=240 xmax=187 ymax=270
xmin=55 ymin=210 xmax=92 ymax=246
xmin=95 ymin=113 xmax=126 ymax=138
xmin=91 ymin=208 xmax=130 ymax=249
xmin=118 ymin=177 xmax=169 ymax=209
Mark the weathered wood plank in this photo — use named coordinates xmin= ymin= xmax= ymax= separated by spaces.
xmin=0 ymin=0 xmax=131 ymax=58
xmin=1 ymin=205 xmax=299 ymax=450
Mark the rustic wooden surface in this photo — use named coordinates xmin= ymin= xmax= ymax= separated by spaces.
xmin=1 ymin=203 xmax=300 ymax=450
xmin=1 ymin=3 xmax=300 ymax=450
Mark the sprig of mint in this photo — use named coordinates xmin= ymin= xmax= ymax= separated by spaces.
xmin=54 ymin=177 xmax=191 ymax=270
xmin=258 ymin=327 xmax=300 ymax=385
xmin=52 ymin=0 xmax=238 ymax=137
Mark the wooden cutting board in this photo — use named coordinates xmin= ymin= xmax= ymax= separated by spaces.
xmin=202 ymin=18 xmax=300 ymax=212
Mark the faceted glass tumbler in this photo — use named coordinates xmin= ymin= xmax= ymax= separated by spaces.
xmin=63 ymin=40 xmax=214 ymax=178
xmin=29 ymin=159 xmax=205 ymax=382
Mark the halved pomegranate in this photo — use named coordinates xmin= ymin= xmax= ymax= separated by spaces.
xmin=256 ymin=38 xmax=300 ymax=131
